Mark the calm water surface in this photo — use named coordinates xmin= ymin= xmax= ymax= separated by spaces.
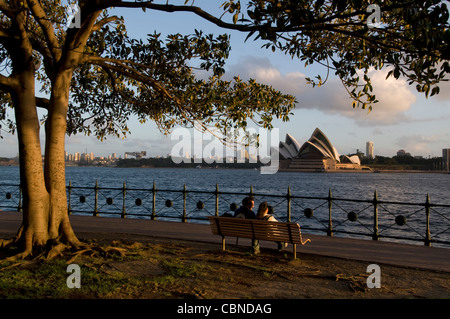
xmin=1 ymin=166 xmax=449 ymax=202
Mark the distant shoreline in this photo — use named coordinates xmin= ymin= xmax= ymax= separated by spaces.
xmin=279 ymin=168 xmax=449 ymax=174
xmin=2 ymin=161 xmax=449 ymax=174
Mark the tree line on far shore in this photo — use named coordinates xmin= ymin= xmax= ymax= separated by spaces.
xmin=0 ymin=154 xmax=444 ymax=171
xmin=114 ymin=154 xmax=444 ymax=171
xmin=361 ymin=155 xmax=444 ymax=171
xmin=115 ymin=157 xmax=262 ymax=169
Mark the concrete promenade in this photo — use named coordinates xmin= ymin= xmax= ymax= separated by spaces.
xmin=1 ymin=210 xmax=449 ymax=272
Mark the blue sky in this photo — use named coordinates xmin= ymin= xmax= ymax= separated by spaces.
xmin=1 ymin=1 xmax=449 ymax=159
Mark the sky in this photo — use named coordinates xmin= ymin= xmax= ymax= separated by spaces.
xmin=1 ymin=1 xmax=449 ymax=159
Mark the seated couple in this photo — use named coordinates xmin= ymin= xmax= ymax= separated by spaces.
xmin=233 ymin=196 xmax=286 ymax=253
xmin=234 ymin=196 xmax=274 ymax=221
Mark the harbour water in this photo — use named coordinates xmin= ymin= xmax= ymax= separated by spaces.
xmin=1 ymin=166 xmax=449 ymax=246
xmin=1 ymin=166 xmax=449 ymax=201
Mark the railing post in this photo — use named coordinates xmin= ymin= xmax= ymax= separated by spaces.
xmin=94 ymin=180 xmax=99 ymax=217
xmin=327 ymin=189 xmax=333 ymax=237
xmin=249 ymin=185 xmax=254 ymax=197
xmin=373 ymin=190 xmax=379 ymax=241
xmin=121 ymin=181 xmax=127 ymax=218
xmin=215 ymin=183 xmax=219 ymax=217
xmin=68 ymin=181 xmax=72 ymax=215
xmin=287 ymin=186 xmax=291 ymax=222
xmin=182 ymin=184 xmax=187 ymax=223
xmin=425 ymin=193 xmax=432 ymax=247
xmin=151 ymin=181 xmax=156 ymax=220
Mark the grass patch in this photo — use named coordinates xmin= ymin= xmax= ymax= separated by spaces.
xmin=0 ymin=257 xmax=141 ymax=299
xmin=0 ymin=239 xmax=216 ymax=299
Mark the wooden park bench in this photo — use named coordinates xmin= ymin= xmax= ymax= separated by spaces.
xmin=207 ymin=216 xmax=311 ymax=259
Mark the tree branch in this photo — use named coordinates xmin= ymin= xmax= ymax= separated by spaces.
xmin=91 ymin=15 xmax=121 ymax=32
xmin=35 ymin=96 xmax=50 ymax=110
xmin=61 ymin=8 xmax=103 ymax=69
xmin=26 ymin=0 xmax=61 ymax=61
xmin=85 ymin=55 xmax=175 ymax=101
xmin=0 ymin=74 xmax=17 ymax=90
xmin=30 ymin=37 xmax=54 ymax=75
xmin=108 ymin=1 xmax=255 ymax=32
xmin=111 ymin=1 xmax=405 ymax=34
xmin=84 ymin=55 xmax=200 ymax=129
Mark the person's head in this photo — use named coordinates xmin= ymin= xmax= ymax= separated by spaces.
xmin=242 ymin=196 xmax=255 ymax=209
xmin=257 ymin=201 xmax=269 ymax=219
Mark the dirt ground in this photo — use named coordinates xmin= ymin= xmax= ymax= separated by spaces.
xmin=71 ymin=232 xmax=450 ymax=299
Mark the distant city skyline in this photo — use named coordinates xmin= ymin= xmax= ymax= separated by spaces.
xmin=1 ymin=138 xmax=446 ymax=160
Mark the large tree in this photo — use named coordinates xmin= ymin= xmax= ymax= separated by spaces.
xmin=0 ymin=0 xmax=296 ymax=258
xmin=0 ymin=0 xmax=448 ymax=259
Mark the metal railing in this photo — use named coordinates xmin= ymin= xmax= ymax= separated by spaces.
xmin=1 ymin=181 xmax=449 ymax=247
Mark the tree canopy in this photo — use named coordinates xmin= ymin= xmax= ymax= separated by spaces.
xmin=1 ymin=1 xmax=449 ymax=139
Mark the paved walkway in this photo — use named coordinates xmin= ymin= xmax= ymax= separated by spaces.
xmin=1 ymin=211 xmax=449 ymax=272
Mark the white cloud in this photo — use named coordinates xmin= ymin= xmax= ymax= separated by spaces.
xmin=226 ymin=56 xmax=418 ymax=126
xmin=225 ymin=56 xmax=306 ymax=94
xmin=395 ymin=134 xmax=449 ymax=156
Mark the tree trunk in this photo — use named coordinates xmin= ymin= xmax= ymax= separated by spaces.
xmin=44 ymin=70 xmax=81 ymax=248
xmin=7 ymin=69 xmax=82 ymax=257
xmin=11 ymin=69 xmax=52 ymax=255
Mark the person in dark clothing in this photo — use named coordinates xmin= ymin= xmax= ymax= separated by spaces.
xmin=233 ymin=196 xmax=258 ymax=253
xmin=234 ymin=196 xmax=256 ymax=219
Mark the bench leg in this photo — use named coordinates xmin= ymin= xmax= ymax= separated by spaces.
xmin=222 ymin=236 xmax=226 ymax=251
xmin=293 ymin=244 xmax=297 ymax=259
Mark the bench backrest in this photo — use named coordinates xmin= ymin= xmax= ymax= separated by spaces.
xmin=208 ymin=216 xmax=304 ymax=244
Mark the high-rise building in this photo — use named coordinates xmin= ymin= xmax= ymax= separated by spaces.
xmin=443 ymin=149 xmax=450 ymax=171
xmin=366 ymin=141 xmax=374 ymax=159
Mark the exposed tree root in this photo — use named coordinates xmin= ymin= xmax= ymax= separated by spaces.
xmin=0 ymin=238 xmax=15 ymax=249
xmin=335 ymin=273 xmax=370 ymax=293
xmin=65 ymin=245 xmax=128 ymax=264
xmin=0 ymin=236 xmax=131 ymax=268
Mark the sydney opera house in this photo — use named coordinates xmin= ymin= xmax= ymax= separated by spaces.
xmin=278 ymin=128 xmax=370 ymax=172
